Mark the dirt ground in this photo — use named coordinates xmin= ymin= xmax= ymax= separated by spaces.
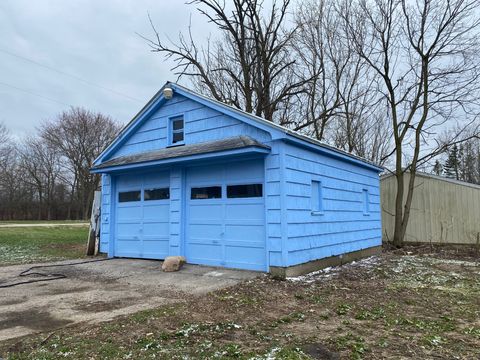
xmin=1 ymin=247 xmax=479 ymax=359
xmin=0 ymin=258 xmax=257 ymax=342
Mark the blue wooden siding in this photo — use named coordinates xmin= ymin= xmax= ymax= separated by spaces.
xmin=109 ymin=94 xmax=271 ymax=159
xmin=168 ymin=167 xmax=183 ymax=256
xmin=264 ymin=141 xmax=283 ymax=267
xmin=282 ymin=143 xmax=381 ymax=267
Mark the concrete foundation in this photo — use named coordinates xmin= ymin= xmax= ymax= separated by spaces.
xmin=269 ymin=245 xmax=382 ymax=279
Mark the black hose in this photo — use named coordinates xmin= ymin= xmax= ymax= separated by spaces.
xmin=0 ymin=258 xmax=112 ymax=288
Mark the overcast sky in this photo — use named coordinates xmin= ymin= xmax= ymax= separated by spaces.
xmin=0 ymin=0 xmax=216 ymax=137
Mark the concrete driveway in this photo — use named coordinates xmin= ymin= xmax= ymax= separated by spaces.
xmin=0 ymin=258 xmax=258 ymax=342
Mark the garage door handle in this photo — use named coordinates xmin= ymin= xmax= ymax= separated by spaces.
xmin=212 ymin=240 xmax=219 ymax=244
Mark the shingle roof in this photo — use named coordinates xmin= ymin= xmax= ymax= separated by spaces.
xmin=92 ymin=136 xmax=270 ymax=170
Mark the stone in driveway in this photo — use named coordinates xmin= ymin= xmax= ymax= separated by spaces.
xmin=162 ymin=256 xmax=187 ymax=272
xmin=0 ymin=258 xmax=258 ymax=342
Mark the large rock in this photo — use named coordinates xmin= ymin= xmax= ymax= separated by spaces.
xmin=162 ymin=256 xmax=187 ymax=272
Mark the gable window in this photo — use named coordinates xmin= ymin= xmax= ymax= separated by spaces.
xmin=170 ymin=116 xmax=184 ymax=145
xmin=227 ymin=184 xmax=263 ymax=198
xmin=191 ymin=186 xmax=222 ymax=199
xmin=119 ymin=190 xmax=141 ymax=203
xmin=144 ymin=188 xmax=170 ymax=201
xmin=363 ymin=189 xmax=370 ymax=215
xmin=311 ymin=180 xmax=323 ymax=214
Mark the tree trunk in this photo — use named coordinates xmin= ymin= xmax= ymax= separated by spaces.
xmin=392 ymin=170 xmax=405 ymax=247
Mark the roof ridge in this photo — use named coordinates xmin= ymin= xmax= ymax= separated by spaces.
xmin=93 ymin=81 xmax=383 ymax=172
xmin=169 ymin=82 xmax=383 ymax=171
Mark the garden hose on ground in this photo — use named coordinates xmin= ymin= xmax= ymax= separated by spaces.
xmin=0 ymin=258 xmax=112 ymax=288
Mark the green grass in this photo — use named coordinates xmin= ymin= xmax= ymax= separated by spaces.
xmin=0 ymin=226 xmax=88 ymax=266
xmin=0 ymin=220 xmax=88 ymax=225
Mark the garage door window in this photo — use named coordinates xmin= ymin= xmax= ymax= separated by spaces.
xmin=191 ymin=186 xmax=222 ymax=199
xmin=227 ymin=184 xmax=263 ymax=198
xmin=119 ymin=190 xmax=141 ymax=202
xmin=145 ymin=188 xmax=170 ymax=201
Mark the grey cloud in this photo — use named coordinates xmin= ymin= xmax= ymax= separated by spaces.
xmin=0 ymin=0 xmax=213 ymax=136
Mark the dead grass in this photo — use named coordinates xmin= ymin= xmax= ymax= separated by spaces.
xmin=1 ymin=247 xmax=479 ymax=359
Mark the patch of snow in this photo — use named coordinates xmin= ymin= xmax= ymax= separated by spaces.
xmin=204 ymin=271 xmax=224 ymax=277
xmin=286 ymin=256 xmax=380 ymax=283
xmin=429 ymin=258 xmax=479 ymax=267
xmin=176 ymin=324 xmax=199 ymax=337
xmin=287 ymin=267 xmax=335 ymax=283
xmin=249 ymin=347 xmax=281 ymax=360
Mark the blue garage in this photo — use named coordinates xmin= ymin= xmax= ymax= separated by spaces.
xmin=92 ymin=82 xmax=383 ymax=276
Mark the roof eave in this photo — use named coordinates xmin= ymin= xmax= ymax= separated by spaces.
xmin=283 ymin=136 xmax=384 ymax=173
xmin=91 ymin=145 xmax=270 ymax=174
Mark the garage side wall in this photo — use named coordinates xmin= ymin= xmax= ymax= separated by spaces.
xmin=100 ymin=174 xmax=112 ymax=253
xmin=282 ymin=143 xmax=382 ymax=267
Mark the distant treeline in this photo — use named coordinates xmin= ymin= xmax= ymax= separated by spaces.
xmin=0 ymin=107 xmax=121 ymax=220
xmin=433 ymin=142 xmax=480 ymax=185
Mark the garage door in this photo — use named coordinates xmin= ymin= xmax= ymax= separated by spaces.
xmin=115 ymin=171 xmax=170 ymax=259
xmin=186 ymin=159 xmax=266 ymax=271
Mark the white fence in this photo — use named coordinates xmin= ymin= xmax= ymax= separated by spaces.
xmin=381 ymin=172 xmax=480 ymax=245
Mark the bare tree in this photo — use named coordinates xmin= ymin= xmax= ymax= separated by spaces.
xmin=40 ymin=107 xmax=121 ymax=219
xmin=18 ymin=137 xmax=63 ymax=220
xmin=344 ymin=0 xmax=480 ymax=246
xmin=459 ymin=138 xmax=480 ymax=184
xmin=0 ymin=123 xmax=11 ymax=163
xmin=332 ymin=111 xmax=392 ymax=166
xmin=291 ymin=0 xmax=392 ymax=164
xmin=0 ymin=118 xmax=119 ymax=221
xmin=0 ymin=145 xmax=25 ymax=220
xmin=290 ymin=1 xmax=342 ymax=138
xmin=144 ymin=0 xmax=308 ymax=123
xmin=146 ymin=0 xmax=392 ymax=164
xmin=0 ymin=124 xmax=19 ymax=219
